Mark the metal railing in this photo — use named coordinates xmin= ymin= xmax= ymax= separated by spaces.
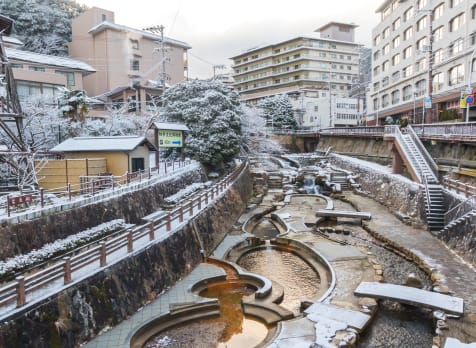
xmin=444 ymin=195 xmax=476 ymax=225
xmin=442 ymin=177 xmax=476 ymax=198
xmin=320 ymin=126 xmax=385 ymax=136
xmin=412 ymin=122 xmax=476 ymax=139
xmin=0 ymin=160 xmax=247 ymax=314
xmin=1 ymin=160 xmax=192 ymax=218
xmin=406 ymin=126 xmax=439 ymax=182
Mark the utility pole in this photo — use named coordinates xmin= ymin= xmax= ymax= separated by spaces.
xmin=425 ymin=0 xmax=434 ymax=123
xmin=143 ymin=25 xmax=167 ymax=90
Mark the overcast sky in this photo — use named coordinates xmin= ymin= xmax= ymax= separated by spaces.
xmin=77 ymin=0 xmax=382 ymax=79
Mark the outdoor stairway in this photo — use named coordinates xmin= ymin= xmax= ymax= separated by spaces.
xmin=267 ymin=174 xmax=283 ymax=190
xmin=330 ymin=171 xmax=350 ymax=190
xmin=386 ymin=126 xmax=445 ymax=232
xmin=441 ymin=210 xmax=476 ymax=233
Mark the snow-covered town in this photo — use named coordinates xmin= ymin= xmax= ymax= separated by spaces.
xmin=0 ymin=1 xmax=475 ymax=347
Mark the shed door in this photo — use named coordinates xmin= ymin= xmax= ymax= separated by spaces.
xmin=131 ymin=157 xmax=145 ymax=172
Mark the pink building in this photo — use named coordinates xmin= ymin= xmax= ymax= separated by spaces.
xmin=68 ymin=7 xmax=191 ymax=98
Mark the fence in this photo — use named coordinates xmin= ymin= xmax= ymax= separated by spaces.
xmin=442 ymin=177 xmax=476 ymax=198
xmin=412 ymin=122 xmax=476 ymax=139
xmin=0 ymin=160 xmax=247 ymax=313
xmin=444 ymin=195 xmax=476 ymax=225
xmin=320 ymin=126 xmax=386 ymax=137
xmin=2 ymin=159 xmax=192 ymax=217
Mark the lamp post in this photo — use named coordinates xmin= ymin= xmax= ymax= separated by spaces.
xmin=466 ymin=48 xmax=476 ymax=122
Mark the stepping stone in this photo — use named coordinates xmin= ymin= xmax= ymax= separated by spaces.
xmin=354 ymin=282 xmax=464 ymax=315
xmin=304 ymin=302 xmax=371 ymax=332
xmin=444 ymin=337 xmax=476 ymax=347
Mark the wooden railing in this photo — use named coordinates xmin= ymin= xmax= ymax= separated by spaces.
xmin=0 ymin=160 xmax=247 ymax=314
xmin=442 ymin=177 xmax=476 ymax=198
xmin=1 ymin=160 xmax=192 ymax=217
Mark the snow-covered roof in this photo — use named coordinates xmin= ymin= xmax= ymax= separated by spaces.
xmin=88 ymin=21 xmax=192 ymax=49
xmin=5 ymin=48 xmax=96 ymax=74
xmin=152 ymin=122 xmax=189 ymax=131
xmin=2 ymin=36 xmax=23 ymax=46
xmin=50 ymin=136 xmax=156 ymax=152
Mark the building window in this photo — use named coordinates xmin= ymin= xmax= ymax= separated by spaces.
xmin=415 ymin=79 xmax=427 ymax=96
xmin=101 ymin=14 xmax=106 ymax=21
xmin=403 ymin=65 xmax=413 ymax=77
xmin=391 ymin=90 xmax=400 ymax=104
xmin=449 ymin=64 xmax=464 ymax=85
xmin=403 ymin=26 xmax=413 ymax=40
xmin=433 ymin=26 xmax=444 ymax=42
xmin=382 ymin=60 xmax=390 ymax=72
xmin=55 ymin=70 xmax=75 ymax=87
xmin=403 ymin=85 xmax=412 ymax=100
xmin=472 ymin=4 xmax=476 ymax=19
xmin=403 ymin=46 xmax=412 ymax=59
xmin=404 ymin=6 xmax=414 ymax=22
xmin=130 ymin=39 xmax=139 ymax=50
xmin=383 ymin=27 xmax=390 ymax=39
xmin=374 ymin=34 xmax=381 ymax=45
xmin=416 ymin=58 xmax=427 ymax=72
xmin=449 ymin=13 xmax=465 ymax=32
xmin=29 ymin=66 xmax=45 ymax=72
xmin=392 ymin=53 xmax=400 ymax=66
xmin=416 ymin=37 xmax=428 ymax=51
xmin=450 ymin=38 xmax=464 ymax=55
xmin=433 ymin=72 xmax=444 ymax=92
xmin=450 ymin=0 xmax=463 ymax=8
xmin=373 ymin=66 xmax=381 ymax=76
xmin=382 ymin=94 xmax=389 ymax=107
xmin=374 ymin=50 xmax=381 ymax=60
xmin=417 ymin=0 xmax=427 ymax=9
xmin=434 ymin=49 xmax=443 ymax=64
xmin=393 ymin=17 xmax=401 ymax=30
xmin=130 ymin=59 xmax=140 ymax=71
xmin=10 ymin=63 xmax=23 ymax=69
xmin=383 ymin=44 xmax=390 ymax=55
xmin=434 ymin=3 xmax=444 ymax=20
xmin=393 ymin=36 xmax=401 ymax=48
xmin=417 ymin=16 xmax=427 ymax=32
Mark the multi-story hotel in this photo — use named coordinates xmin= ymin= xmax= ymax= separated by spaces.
xmin=230 ymin=22 xmax=364 ymax=128
xmin=368 ymin=0 xmax=476 ymax=125
xmin=69 ymin=7 xmax=191 ymax=98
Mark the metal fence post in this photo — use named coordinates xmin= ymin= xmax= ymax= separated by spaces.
xmin=16 ymin=276 xmax=26 ymax=307
xmin=100 ymin=242 xmax=107 ymax=267
xmin=149 ymin=222 xmax=155 ymax=241
xmin=63 ymin=257 xmax=72 ymax=284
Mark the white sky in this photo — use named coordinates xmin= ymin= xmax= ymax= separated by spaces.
xmin=76 ymin=0 xmax=382 ymax=78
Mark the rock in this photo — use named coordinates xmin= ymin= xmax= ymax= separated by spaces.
xmin=433 ymin=310 xmax=447 ymax=321
xmin=436 ymin=319 xmax=448 ymax=330
xmin=433 ymin=285 xmax=451 ymax=294
xmin=404 ymin=272 xmax=423 ymax=288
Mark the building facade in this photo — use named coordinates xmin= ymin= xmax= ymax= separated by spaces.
xmin=229 ymin=23 xmax=363 ymax=128
xmin=68 ymin=7 xmax=191 ymax=97
xmin=4 ymin=37 xmax=95 ymax=102
xmin=368 ymin=0 xmax=476 ymax=125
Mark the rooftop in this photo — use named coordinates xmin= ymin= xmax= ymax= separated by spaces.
xmin=88 ymin=21 xmax=192 ymax=49
xmin=152 ymin=122 xmax=189 ymax=131
xmin=6 ymin=48 xmax=95 ymax=73
xmin=315 ymin=22 xmax=359 ymax=32
xmin=50 ymin=136 xmax=155 ymax=152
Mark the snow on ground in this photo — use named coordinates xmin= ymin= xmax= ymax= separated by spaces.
xmin=0 ymin=219 xmax=131 ymax=277
xmin=164 ymin=182 xmax=212 ymax=203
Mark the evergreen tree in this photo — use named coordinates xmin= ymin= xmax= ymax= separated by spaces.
xmin=0 ymin=0 xmax=86 ymax=56
xmin=258 ymin=94 xmax=298 ymax=129
xmin=160 ymin=80 xmax=242 ymax=168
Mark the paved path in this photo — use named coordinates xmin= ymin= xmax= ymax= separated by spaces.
xmin=82 ymin=263 xmax=225 ymax=348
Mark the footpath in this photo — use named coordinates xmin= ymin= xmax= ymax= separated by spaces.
xmin=346 ymin=192 xmax=476 ymax=345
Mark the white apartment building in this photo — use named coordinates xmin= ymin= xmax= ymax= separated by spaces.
xmin=230 ymin=22 xmax=363 ymax=128
xmin=368 ymin=0 xmax=476 ymax=125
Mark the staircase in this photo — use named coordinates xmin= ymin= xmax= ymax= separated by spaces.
xmin=385 ymin=126 xmax=444 ymax=231
xmin=330 ymin=171 xmax=350 ymax=190
xmin=267 ymin=173 xmax=283 ymax=190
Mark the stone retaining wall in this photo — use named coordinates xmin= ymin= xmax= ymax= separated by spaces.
xmin=0 ymin=165 xmax=253 ymax=348
xmin=0 ymin=167 xmax=205 ymax=260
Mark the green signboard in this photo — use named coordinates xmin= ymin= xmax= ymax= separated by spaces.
xmin=158 ymin=130 xmax=183 ymax=148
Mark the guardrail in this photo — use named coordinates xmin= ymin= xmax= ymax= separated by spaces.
xmin=406 ymin=126 xmax=439 ymax=180
xmin=444 ymin=195 xmax=476 ymax=225
xmin=412 ymin=122 xmax=476 ymax=139
xmin=442 ymin=177 xmax=476 ymax=198
xmin=1 ymin=160 xmax=191 ymax=217
xmin=319 ymin=126 xmax=385 ymax=136
xmin=0 ymin=160 xmax=247 ymax=314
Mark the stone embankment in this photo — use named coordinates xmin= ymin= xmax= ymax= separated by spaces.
xmin=0 ymin=164 xmax=253 ymax=348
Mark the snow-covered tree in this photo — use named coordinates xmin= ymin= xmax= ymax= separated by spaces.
xmin=0 ymin=0 xmax=86 ymax=56
xmin=57 ymin=87 xmax=88 ymax=122
xmin=160 ymin=80 xmax=242 ymax=168
xmin=258 ymin=94 xmax=297 ymax=130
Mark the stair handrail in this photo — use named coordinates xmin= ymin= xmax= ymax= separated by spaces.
xmin=407 ymin=125 xmax=439 ymax=182
xmin=444 ymin=195 xmax=476 ymax=225
xmin=385 ymin=125 xmax=422 ymax=183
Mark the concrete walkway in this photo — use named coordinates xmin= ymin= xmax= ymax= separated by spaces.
xmin=346 ymin=192 xmax=476 ymax=343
